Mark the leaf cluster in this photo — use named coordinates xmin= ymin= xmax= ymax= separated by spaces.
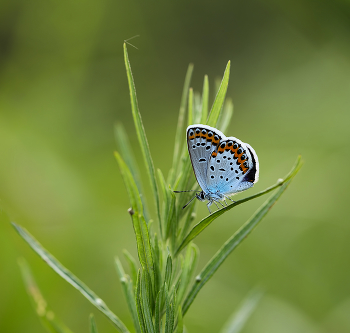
xmin=12 ymin=44 xmax=302 ymax=333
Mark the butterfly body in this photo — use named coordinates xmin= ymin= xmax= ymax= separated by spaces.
xmin=186 ymin=124 xmax=259 ymax=213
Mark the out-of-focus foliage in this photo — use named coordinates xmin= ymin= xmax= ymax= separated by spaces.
xmin=1 ymin=0 xmax=350 ymax=332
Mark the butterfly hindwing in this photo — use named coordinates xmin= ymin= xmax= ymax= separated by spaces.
xmin=206 ymin=137 xmax=259 ymax=196
xmin=187 ymin=124 xmax=224 ymax=192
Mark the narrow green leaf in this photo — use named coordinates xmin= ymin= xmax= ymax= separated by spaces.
xmin=123 ymin=250 xmax=138 ymax=290
xmin=182 ymin=171 xmax=301 ymax=315
xmin=13 ymin=225 xmax=130 ymax=333
xmin=187 ymin=88 xmax=193 ymax=126
xmin=158 ymin=168 xmax=170 ymax=238
xmin=193 ymin=92 xmax=202 ymax=124
xmin=206 ymin=61 xmax=231 ymax=127
xmin=171 ymin=63 xmax=194 ymax=184
xmin=200 ymin=75 xmax=209 ymax=124
xmin=89 ymin=314 xmax=98 ymax=333
xmin=176 ymin=306 xmax=183 ymax=333
xmin=115 ymin=122 xmax=149 ymax=220
xmin=18 ymin=258 xmax=74 ymax=333
xmin=179 ymin=203 xmax=196 ymax=245
xmin=141 ymin=272 xmax=155 ymax=333
xmin=220 ymin=289 xmax=263 ymax=333
xmin=176 ymin=156 xmax=303 ymax=255
xmin=123 ymin=43 xmax=161 ymax=231
xmin=116 ymin=152 xmax=155 ymax=290
xmin=165 ymin=286 xmax=174 ymax=333
xmin=152 ymin=234 xmax=162 ymax=296
xmin=176 ymin=244 xmax=198 ymax=307
xmin=155 ymin=285 xmax=165 ymax=333
xmin=217 ymin=98 xmax=234 ymax=134
xmin=164 ymin=255 xmax=173 ymax=289
xmin=115 ymin=151 xmax=143 ymax=214
xmin=135 ymin=271 xmax=146 ymax=333
xmin=115 ymin=258 xmax=141 ymax=333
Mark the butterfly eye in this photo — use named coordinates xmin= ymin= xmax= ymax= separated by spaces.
xmin=233 ymin=143 xmax=238 ymax=149
xmin=237 ymin=148 xmax=242 ymax=154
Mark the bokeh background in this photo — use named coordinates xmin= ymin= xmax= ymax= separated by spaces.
xmin=1 ymin=0 xmax=350 ymax=332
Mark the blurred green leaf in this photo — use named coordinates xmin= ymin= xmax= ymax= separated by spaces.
xmin=123 ymin=43 xmax=161 ymax=231
xmin=158 ymin=169 xmax=170 ymax=239
xmin=193 ymin=92 xmax=202 ymax=124
xmin=176 ymin=244 xmax=199 ymax=307
xmin=206 ymin=61 xmax=231 ymax=127
xmin=200 ymin=75 xmax=209 ymax=124
xmin=13 ymin=225 xmax=130 ymax=333
xmin=123 ymin=250 xmax=139 ymax=290
xmin=115 ymin=152 xmax=155 ymax=291
xmin=182 ymin=162 xmax=301 ymax=315
xmin=115 ymin=122 xmax=149 ymax=220
xmin=176 ymin=306 xmax=183 ymax=333
xmin=217 ymin=98 xmax=234 ymax=134
xmin=176 ymin=156 xmax=303 ymax=255
xmin=164 ymin=255 xmax=173 ymax=289
xmin=140 ymin=271 xmax=155 ymax=333
xmin=135 ymin=271 xmax=146 ymax=333
xmin=18 ymin=258 xmax=74 ymax=333
xmin=220 ymin=289 xmax=263 ymax=333
xmin=165 ymin=286 xmax=174 ymax=333
xmin=187 ymin=88 xmax=193 ymax=126
xmin=155 ymin=285 xmax=165 ymax=333
xmin=89 ymin=314 xmax=98 ymax=333
xmin=171 ymin=63 xmax=194 ymax=184
xmin=152 ymin=234 xmax=162 ymax=296
xmin=115 ymin=258 xmax=141 ymax=333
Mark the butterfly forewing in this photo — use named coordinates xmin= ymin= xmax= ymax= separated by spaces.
xmin=187 ymin=125 xmax=224 ymax=192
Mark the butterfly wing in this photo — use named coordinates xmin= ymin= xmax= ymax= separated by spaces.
xmin=205 ymin=136 xmax=259 ymax=196
xmin=186 ymin=124 xmax=224 ymax=192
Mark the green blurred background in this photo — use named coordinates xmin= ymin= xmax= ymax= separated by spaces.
xmin=1 ymin=0 xmax=350 ymax=332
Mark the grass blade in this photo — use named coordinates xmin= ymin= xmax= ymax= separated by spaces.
xmin=115 ymin=123 xmax=149 ymax=220
xmin=217 ymin=98 xmax=234 ymax=134
xmin=220 ymin=289 xmax=263 ymax=333
xmin=200 ymin=75 xmax=209 ymax=124
xmin=187 ymin=88 xmax=193 ymax=126
xmin=141 ymin=271 xmax=155 ymax=333
xmin=115 ymin=152 xmax=155 ymax=290
xmin=123 ymin=250 xmax=138 ymax=290
xmin=165 ymin=286 xmax=174 ymax=333
xmin=135 ymin=271 xmax=146 ymax=333
xmin=89 ymin=314 xmax=98 ymax=333
xmin=182 ymin=174 xmax=300 ymax=315
xmin=123 ymin=43 xmax=161 ymax=231
xmin=171 ymin=64 xmax=194 ymax=184
xmin=164 ymin=255 xmax=173 ymax=289
xmin=18 ymin=258 xmax=74 ymax=333
xmin=176 ymin=156 xmax=303 ymax=255
xmin=13 ymin=225 xmax=130 ymax=333
xmin=115 ymin=258 xmax=141 ymax=333
xmin=176 ymin=306 xmax=183 ymax=333
xmin=206 ymin=61 xmax=231 ymax=127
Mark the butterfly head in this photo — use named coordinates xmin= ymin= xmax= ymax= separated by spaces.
xmin=196 ymin=191 xmax=206 ymax=202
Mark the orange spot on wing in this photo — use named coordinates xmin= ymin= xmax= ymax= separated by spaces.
xmin=211 ymin=151 xmax=217 ymax=157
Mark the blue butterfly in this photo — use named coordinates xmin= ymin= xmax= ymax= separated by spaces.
xmin=176 ymin=124 xmax=259 ymax=213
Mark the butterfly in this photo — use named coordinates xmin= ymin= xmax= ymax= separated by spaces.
xmin=175 ymin=124 xmax=259 ymax=213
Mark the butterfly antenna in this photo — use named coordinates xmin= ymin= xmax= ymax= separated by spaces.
xmin=173 ymin=190 xmax=200 ymax=193
xmin=124 ymin=35 xmax=140 ymax=49
xmin=182 ymin=195 xmax=197 ymax=209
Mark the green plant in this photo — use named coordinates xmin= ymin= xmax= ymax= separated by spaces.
xmin=13 ymin=44 xmax=302 ymax=333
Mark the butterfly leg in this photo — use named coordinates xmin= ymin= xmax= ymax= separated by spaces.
xmin=207 ymin=201 xmax=213 ymax=214
xmin=223 ymin=194 xmax=235 ymax=204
